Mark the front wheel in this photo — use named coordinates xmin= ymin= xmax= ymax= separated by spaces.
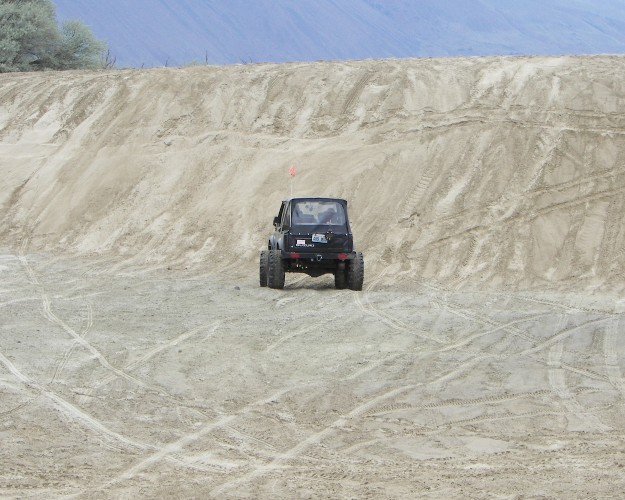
xmin=267 ymin=249 xmax=285 ymax=289
xmin=347 ymin=252 xmax=364 ymax=291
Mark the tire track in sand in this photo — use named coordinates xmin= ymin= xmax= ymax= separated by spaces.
xmin=547 ymin=315 xmax=611 ymax=432
xmin=361 ymin=281 xmax=613 ymax=427
xmin=209 ymin=385 xmax=413 ymax=497
xmin=603 ymin=316 xmax=625 ymax=398
xmin=341 ymin=71 xmax=371 ymax=115
xmin=18 ymin=248 xmax=148 ymax=390
xmin=97 ymin=387 xmax=294 ymax=492
xmin=422 ymin=281 xmax=611 ymax=383
xmin=0 ymin=349 xmax=150 ymax=452
xmin=421 ymin=282 xmax=541 ymax=347
xmin=88 ymin=321 xmax=221 ymax=394
xmin=210 ymin=318 xmax=571 ymax=498
xmin=427 ymin=401 xmax=623 ymax=431
xmin=366 ymin=389 xmax=551 ymax=416
xmin=49 ymin=301 xmax=93 ymax=385
xmin=354 ymin=268 xmax=443 ymax=345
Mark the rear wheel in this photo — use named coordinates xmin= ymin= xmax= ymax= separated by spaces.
xmin=259 ymin=250 xmax=269 ymax=287
xmin=347 ymin=252 xmax=364 ymax=291
xmin=267 ymin=249 xmax=285 ymax=289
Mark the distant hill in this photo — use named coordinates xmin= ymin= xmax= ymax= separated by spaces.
xmin=52 ymin=0 xmax=625 ymax=67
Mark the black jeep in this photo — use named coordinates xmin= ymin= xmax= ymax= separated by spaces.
xmin=260 ymin=197 xmax=364 ymax=290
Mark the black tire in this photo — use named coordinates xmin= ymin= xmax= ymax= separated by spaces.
xmin=347 ymin=252 xmax=364 ymax=291
xmin=335 ymin=269 xmax=347 ymax=289
xmin=267 ymin=249 xmax=285 ymax=289
xmin=259 ymin=250 xmax=269 ymax=287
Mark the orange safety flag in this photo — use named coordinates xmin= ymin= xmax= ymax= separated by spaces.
xmin=289 ymin=165 xmax=295 ymax=177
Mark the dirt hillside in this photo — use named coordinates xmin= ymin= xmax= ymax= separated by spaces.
xmin=2 ymin=55 xmax=624 ymax=290
xmin=1 ymin=56 xmax=625 ymax=499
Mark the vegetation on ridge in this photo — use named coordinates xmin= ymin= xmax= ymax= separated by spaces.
xmin=0 ymin=0 xmax=107 ymax=72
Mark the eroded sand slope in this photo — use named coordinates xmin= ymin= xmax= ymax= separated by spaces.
xmin=2 ymin=56 xmax=625 ymax=290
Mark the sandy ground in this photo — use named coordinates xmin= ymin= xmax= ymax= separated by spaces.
xmin=1 ymin=55 xmax=625 ymax=498
xmin=1 ymin=251 xmax=624 ymax=498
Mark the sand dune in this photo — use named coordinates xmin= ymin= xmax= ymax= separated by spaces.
xmin=2 ymin=55 xmax=625 ymax=289
xmin=1 ymin=56 xmax=625 ymax=498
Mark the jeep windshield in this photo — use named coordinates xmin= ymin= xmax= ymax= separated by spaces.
xmin=291 ymin=200 xmax=346 ymax=229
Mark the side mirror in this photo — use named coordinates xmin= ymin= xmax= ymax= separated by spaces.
xmin=273 ymin=216 xmax=280 ymax=226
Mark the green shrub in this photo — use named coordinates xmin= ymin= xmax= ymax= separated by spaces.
xmin=0 ymin=0 xmax=107 ymax=72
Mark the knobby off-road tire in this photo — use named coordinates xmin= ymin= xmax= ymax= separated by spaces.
xmin=259 ymin=250 xmax=269 ymax=287
xmin=347 ymin=252 xmax=364 ymax=291
xmin=335 ymin=269 xmax=347 ymax=289
xmin=267 ymin=249 xmax=285 ymax=289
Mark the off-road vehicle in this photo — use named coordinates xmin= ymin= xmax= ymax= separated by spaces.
xmin=260 ymin=197 xmax=364 ymax=290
